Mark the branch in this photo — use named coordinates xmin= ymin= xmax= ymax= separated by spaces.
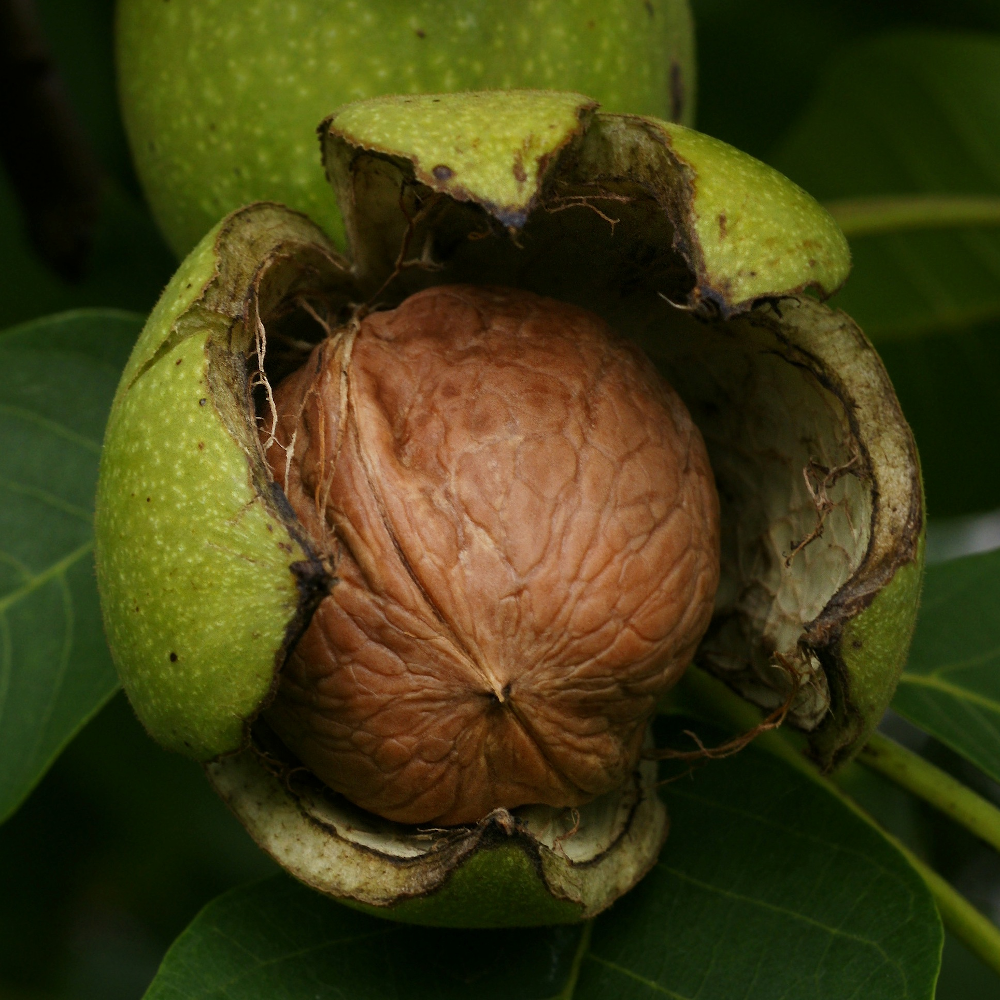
xmin=859 ymin=732 xmax=1000 ymax=854
xmin=825 ymin=194 xmax=1000 ymax=239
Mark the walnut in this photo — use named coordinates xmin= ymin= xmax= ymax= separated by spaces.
xmin=262 ymin=284 xmax=720 ymax=826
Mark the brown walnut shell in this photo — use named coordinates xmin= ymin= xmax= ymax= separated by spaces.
xmin=262 ymin=284 xmax=720 ymax=825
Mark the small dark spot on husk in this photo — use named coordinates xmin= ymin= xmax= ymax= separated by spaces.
xmin=513 ymin=151 xmax=527 ymax=184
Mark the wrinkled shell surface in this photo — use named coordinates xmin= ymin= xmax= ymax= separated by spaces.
xmin=262 ymin=285 xmax=719 ymax=825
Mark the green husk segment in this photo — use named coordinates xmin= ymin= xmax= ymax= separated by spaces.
xmin=97 ymin=333 xmax=301 ymax=758
xmin=363 ymin=846 xmax=584 ymax=927
xmin=811 ymin=533 xmax=926 ymax=767
xmin=206 ymin=749 xmax=665 ymax=927
xmin=94 ymin=208 xmax=343 ymax=759
xmin=658 ymin=123 xmax=851 ymax=308
xmin=329 ymin=91 xmax=596 ymax=229
xmin=731 ymin=298 xmax=924 ymax=767
xmin=345 ymin=842 xmax=586 ymax=927
xmin=762 ymin=296 xmax=923 ymax=767
xmin=323 ymin=92 xmax=850 ymax=314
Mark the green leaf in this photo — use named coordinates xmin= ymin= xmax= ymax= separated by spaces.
xmin=147 ymin=878 xmax=584 ymax=1000
xmin=893 ymin=547 xmax=1000 ymax=785
xmin=768 ymin=33 xmax=1000 ymax=516
xmin=0 ymin=692 xmax=279 ymax=997
xmin=771 ymin=33 xmax=1000 ymax=339
xmin=0 ymin=309 xmax=140 ymax=825
xmin=143 ymin=742 xmax=941 ymax=1000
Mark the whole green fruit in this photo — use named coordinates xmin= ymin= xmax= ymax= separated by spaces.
xmin=116 ymin=0 xmax=696 ymax=256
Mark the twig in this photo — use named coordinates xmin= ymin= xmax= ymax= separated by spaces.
xmin=826 ymin=194 xmax=1000 ymax=239
xmin=858 ymin=732 xmax=1000 ymax=855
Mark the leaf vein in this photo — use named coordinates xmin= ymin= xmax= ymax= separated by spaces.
xmin=654 ymin=864 xmax=898 ymax=961
xmin=585 ymin=954 xmax=691 ymax=999
xmin=0 ymin=476 xmax=93 ymax=522
xmin=0 ymin=541 xmax=93 ymax=615
xmin=0 ymin=403 xmax=101 ymax=453
xmin=898 ymin=672 xmax=1000 ymax=713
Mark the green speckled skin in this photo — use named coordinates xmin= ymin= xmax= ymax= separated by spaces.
xmin=117 ymin=0 xmax=696 ymax=256
xmin=325 ymin=92 xmax=849 ymax=311
xmin=94 ymin=221 xmax=310 ymax=759
xmin=812 ymin=532 xmax=926 ymax=767
xmin=345 ymin=844 xmax=584 ymax=927
xmin=332 ymin=91 xmax=592 ymax=224
xmin=658 ymin=123 xmax=851 ymax=306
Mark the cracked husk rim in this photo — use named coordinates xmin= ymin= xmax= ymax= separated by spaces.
xmin=94 ymin=92 xmax=922 ymax=926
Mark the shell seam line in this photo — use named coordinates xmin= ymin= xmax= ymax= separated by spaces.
xmin=347 ymin=382 xmax=488 ymax=691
